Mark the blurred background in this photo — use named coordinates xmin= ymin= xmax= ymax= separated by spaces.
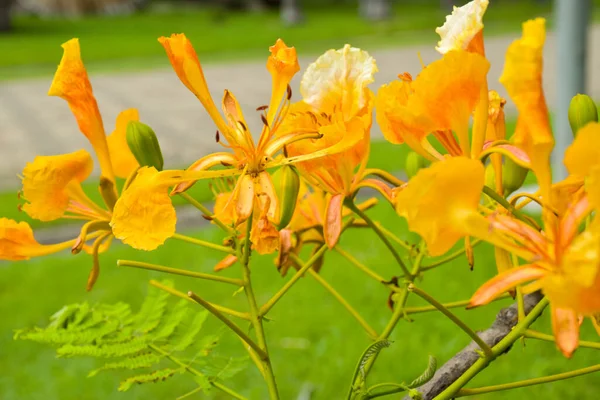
xmin=2 ymin=1 xmax=600 ymax=399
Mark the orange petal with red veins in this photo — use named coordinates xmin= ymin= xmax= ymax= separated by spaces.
xmin=470 ymin=265 xmax=546 ymax=306
xmin=324 ymin=194 xmax=344 ymax=248
xmin=552 ymin=307 xmax=580 ymax=358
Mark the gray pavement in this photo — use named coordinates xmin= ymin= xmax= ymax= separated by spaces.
xmin=1 ymin=26 xmax=600 ymax=189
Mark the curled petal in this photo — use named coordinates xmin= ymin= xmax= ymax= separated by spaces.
xmin=435 ymin=0 xmax=489 ymax=54
xmin=256 ymin=171 xmax=279 ymax=221
xmin=214 ymin=254 xmax=238 ymax=272
xmin=551 ymin=307 xmax=580 ymax=358
xmin=324 ymin=194 xmax=344 ymax=249
xmin=158 ymin=34 xmax=230 ymax=139
xmin=395 ymin=157 xmax=485 ymax=255
xmin=0 ymin=218 xmax=76 ymax=260
xmin=21 ymin=150 xmax=94 ymax=221
xmin=235 ymin=174 xmax=255 ymax=225
xmin=106 ymin=109 xmax=140 ymax=179
xmin=251 ymin=195 xmax=280 ymax=255
xmin=110 ymin=167 xmax=176 ymax=251
xmin=266 ymin=39 xmax=300 ymax=124
xmin=470 ymin=265 xmax=547 ymax=307
xmin=48 ymin=38 xmax=113 ymax=181
xmin=301 ymin=45 xmax=377 ymax=119
xmin=500 ymin=18 xmax=553 ymax=196
xmin=171 ymin=152 xmax=239 ymax=195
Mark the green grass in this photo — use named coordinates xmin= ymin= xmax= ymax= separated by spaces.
xmin=2 ymin=0 xmax=588 ymax=80
xmin=1 ymin=204 xmax=599 ymax=399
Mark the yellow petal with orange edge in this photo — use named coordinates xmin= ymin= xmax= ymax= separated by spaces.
xmin=106 ymin=109 xmax=140 ymax=179
xmin=0 ymin=218 xmax=76 ymax=260
xmin=411 ymin=50 xmax=489 ymax=146
xmin=564 ymin=122 xmax=600 ymax=178
xmin=551 ymin=307 xmax=580 ymax=358
xmin=110 ymin=167 xmax=176 ymax=251
xmin=158 ymin=34 xmax=230 ymax=138
xmin=376 ymin=79 xmax=419 ymax=145
xmin=395 ymin=157 xmax=484 ymax=255
xmin=300 ymin=45 xmax=377 ymax=119
xmin=500 ymin=18 xmax=553 ymax=195
xmin=48 ymin=38 xmax=114 ymax=181
xmin=21 ymin=150 xmax=93 ymax=221
xmin=266 ymin=39 xmax=300 ymax=123
xmin=435 ymin=0 xmax=489 ymax=54
xmin=470 ymin=264 xmax=547 ymax=306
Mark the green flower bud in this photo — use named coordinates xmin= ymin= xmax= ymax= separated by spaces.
xmin=568 ymin=94 xmax=598 ymax=137
xmin=502 ymin=157 xmax=529 ymax=197
xmin=484 ymin=163 xmax=496 ymax=190
xmin=405 ymin=151 xmax=429 ymax=179
xmin=126 ymin=121 xmax=164 ymax=171
xmin=273 ymin=165 xmax=301 ymax=230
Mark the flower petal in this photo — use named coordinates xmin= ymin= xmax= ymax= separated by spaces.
xmin=266 ymin=38 xmax=300 ymax=124
xmin=324 ymin=193 xmax=344 ymax=249
xmin=110 ymin=167 xmax=176 ymax=251
xmin=564 ymin=121 xmax=600 ymax=178
xmin=300 ymin=45 xmax=377 ymax=119
xmin=235 ymin=174 xmax=255 ymax=225
xmin=21 ymin=150 xmax=94 ymax=221
xmin=158 ymin=34 xmax=231 ymax=140
xmin=0 ymin=218 xmax=76 ymax=260
xmin=470 ymin=264 xmax=546 ymax=306
xmin=435 ymin=0 xmax=489 ymax=54
xmin=551 ymin=307 xmax=580 ymax=358
xmin=214 ymin=254 xmax=238 ymax=272
xmin=48 ymin=38 xmax=114 ymax=181
xmin=500 ymin=18 xmax=553 ymax=197
xmin=106 ymin=109 xmax=140 ymax=179
xmin=395 ymin=157 xmax=485 ymax=255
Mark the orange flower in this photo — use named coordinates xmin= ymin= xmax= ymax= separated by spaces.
xmin=2 ymin=38 xmax=141 ymax=290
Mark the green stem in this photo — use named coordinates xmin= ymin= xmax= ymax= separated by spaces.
xmin=149 ymin=279 xmax=250 ymax=320
xmin=149 ymin=343 xmax=247 ymax=400
xmin=374 ymin=222 xmax=418 ymax=254
xmin=171 ymin=233 xmax=236 ymax=254
xmin=482 ymin=186 xmax=537 ymax=229
xmin=240 ymin=215 xmax=280 ymax=400
xmin=364 ymin=382 xmax=408 ymax=399
xmin=456 ymin=364 xmax=600 ymax=397
xmin=178 ymin=192 xmax=235 ymax=234
xmin=362 ymin=168 xmax=405 ymax=187
xmin=345 ymin=199 xmax=411 ymax=278
xmin=420 ymin=239 xmax=482 ymax=272
xmin=408 ymin=284 xmax=493 ymax=358
xmin=404 ymin=293 xmax=511 ymax=315
xmin=524 ymin=330 xmax=600 ymax=350
xmin=187 ymin=291 xmax=267 ymax=359
xmin=434 ymin=297 xmax=550 ymax=400
xmin=334 ymin=246 xmax=388 ymax=284
xmin=119 ymin=260 xmax=243 ymax=286
xmin=299 ymin=258 xmax=377 ymax=339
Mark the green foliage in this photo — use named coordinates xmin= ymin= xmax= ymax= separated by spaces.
xmin=14 ymin=281 xmax=247 ymax=394
xmin=358 ymin=340 xmax=393 ymax=380
xmin=408 ymin=355 xmax=437 ymax=389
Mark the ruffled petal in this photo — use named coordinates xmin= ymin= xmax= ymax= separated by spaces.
xmin=21 ymin=150 xmax=94 ymax=221
xmin=110 ymin=167 xmax=176 ymax=251
xmin=435 ymin=0 xmax=489 ymax=54
xmin=0 ymin=218 xmax=76 ymax=260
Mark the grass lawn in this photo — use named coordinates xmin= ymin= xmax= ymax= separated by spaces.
xmin=4 ymin=0 xmax=596 ymax=80
xmin=1 ymin=203 xmax=599 ymax=399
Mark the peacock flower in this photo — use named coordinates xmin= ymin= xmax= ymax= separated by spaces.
xmin=2 ymin=38 xmax=143 ymax=290
xmin=435 ymin=0 xmax=488 ymax=55
xmin=129 ymin=34 xmax=360 ymax=253
xmin=276 ymin=44 xmax=383 ymax=247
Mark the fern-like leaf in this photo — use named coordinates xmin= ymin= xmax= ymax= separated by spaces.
xmin=358 ymin=340 xmax=392 ymax=379
xmin=118 ymin=368 xmax=181 ymax=392
xmin=150 ymin=300 xmax=189 ymax=342
xmin=57 ymin=337 xmax=149 ymax=358
xmin=131 ymin=281 xmax=172 ymax=334
xmin=170 ymin=311 xmax=208 ymax=352
xmin=88 ymin=352 xmax=162 ymax=377
xmin=408 ymin=355 xmax=437 ymax=388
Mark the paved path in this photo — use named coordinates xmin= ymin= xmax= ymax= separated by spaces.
xmin=1 ymin=26 xmax=600 ymax=189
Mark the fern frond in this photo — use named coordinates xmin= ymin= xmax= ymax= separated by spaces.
xmin=88 ymin=352 xmax=163 ymax=377
xmin=408 ymin=355 xmax=437 ymax=388
xmin=118 ymin=368 xmax=181 ymax=392
xmin=170 ymin=311 xmax=208 ymax=352
xmin=150 ymin=300 xmax=189 ymax=342
xmin=197 ymin=356 xmax=249 ymax=380
xmin=57 ymin=337 xmax=149 ymax=358
xmin=132 ymin=281 xmax=172 ymax=334
xmin=359 ymin=340 xmax=392 ymax=379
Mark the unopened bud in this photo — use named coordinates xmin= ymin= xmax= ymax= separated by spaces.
xmin=502 ymin=158 xmax=528 ymax=197
xmin=405 ymin=151 xmax=429 ymax=179
xmin=273 ymin=165 xmax=301 ymax=230
xmin=484 ymin=163 xmax=496 ymax=190
xmin=126 ymin=121 xmax=164 ymax=171
xmin=568 ymin=94 xmax=598 ymax=137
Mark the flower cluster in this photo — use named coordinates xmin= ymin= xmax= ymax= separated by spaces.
xmin=2 ymin=0 xmax=599 ymax=362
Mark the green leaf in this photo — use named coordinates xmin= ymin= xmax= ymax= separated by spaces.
xmin=132 ymin=281 xmax=172 ymax=334
xmin=88 ymin=352 xmax=163 ymax=377
xmin=358 ymin=340 xmax=393 ymax=379
xmin=170 ymin=311 xmax=208 ymax=352
xmin=198 ymin=355 xmax=249 ymax=380
xmin=408 ymin=355 xmax=437 ymax=388
xmin=118 ymin=368 xmax=181 ymax=392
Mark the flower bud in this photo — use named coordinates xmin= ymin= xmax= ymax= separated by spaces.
xmin=568 ymin=94 xmax=598 ymax=137
xmin=405 ymin=151 xmax=429 ymax=179
xmin=126 ymin=121 xmax=164 ymax=171
xmin=502 ymin=158 xmax=528 ymax=197
xmin=273 ymin=165 xmax=300 ymax=230
xmin=484 ymin=163 xmax=496 ymax=190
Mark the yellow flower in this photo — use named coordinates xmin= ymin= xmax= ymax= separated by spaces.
xmin=435 ymin=0 xmax=489 ymax=55
xmin=499 ymin=18 xmax=553 ymax=198
xmin=3 ymin=38 xmax=141 ymax=290
xmin=376 ymin=50 xmax=489 ymax=161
